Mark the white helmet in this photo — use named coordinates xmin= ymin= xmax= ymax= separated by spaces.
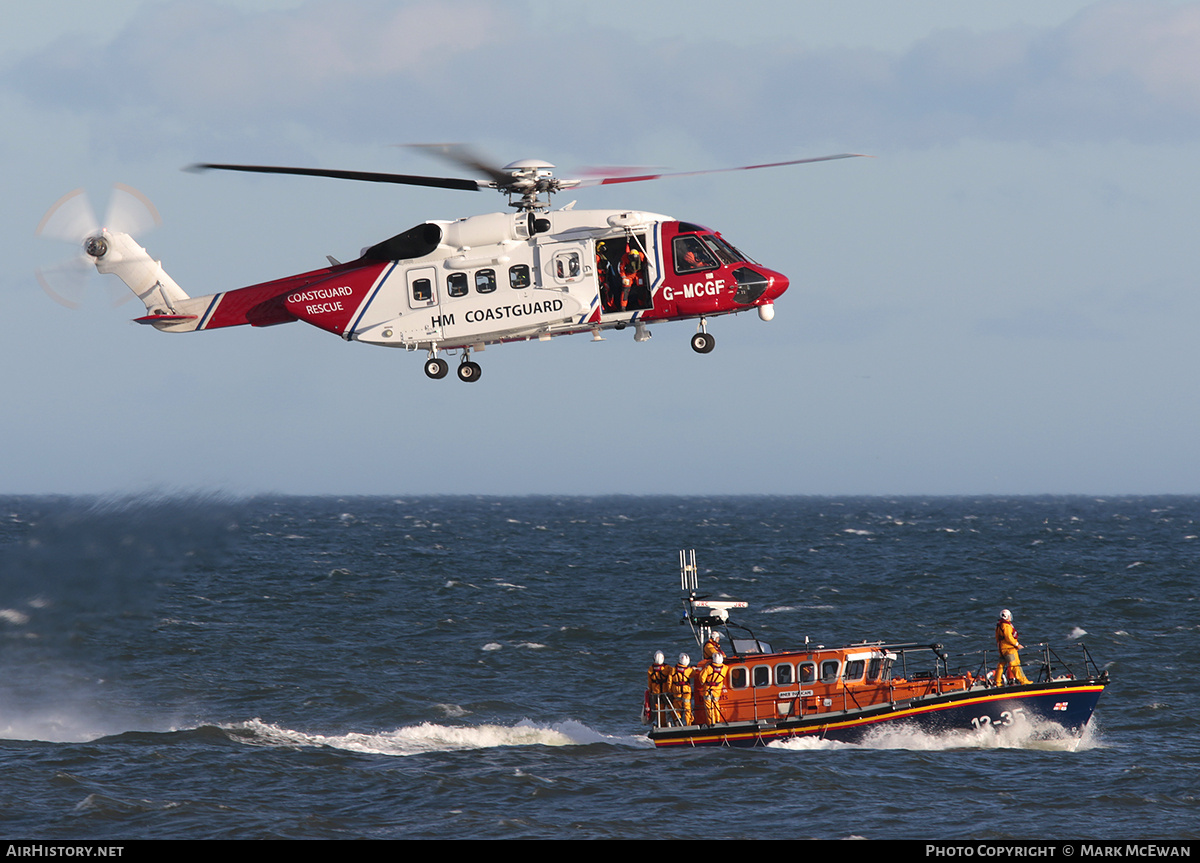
xmin=1000 ymin=609 xmax=1012 ymax=621
xmin=713 ymin=653 xmax=724 ymax=666
xmin=678 ymin=653 xmax=691 ymax=666
xmin=710 ymin=632 xmax=722 ymax=641
xmin=653 ymin=651 xmax=665 ymax=665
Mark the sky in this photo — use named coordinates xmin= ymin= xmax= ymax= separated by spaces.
xmin=3 ymin=0 xmax=1200 ymax=496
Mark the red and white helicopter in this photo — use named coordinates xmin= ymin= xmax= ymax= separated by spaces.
xmin=37 ymin=146 xmax=864 ymax=382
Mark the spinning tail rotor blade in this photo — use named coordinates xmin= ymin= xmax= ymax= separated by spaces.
xmin=35 ymin=183 xmax=162 ymax=309
xmin=105 ymin=182 xmax=162 ymax=237
xmin=35 ymin=253 xmax=94 ymax=309
xmin=36 ymin=188 xmax=100 ymax=245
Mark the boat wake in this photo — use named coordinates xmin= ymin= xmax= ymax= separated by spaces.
xmin=222 ymin=718 xmax=652 ymax=756
xmin=769 ymin=718 xmax=1102 ymax=753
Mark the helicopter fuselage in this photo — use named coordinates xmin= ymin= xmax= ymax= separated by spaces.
xmin=115 ymin=207 xmax=788 ymax=379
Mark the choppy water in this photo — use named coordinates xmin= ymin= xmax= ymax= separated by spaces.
xmin=0 ymin=495 xmax=1196 ymax=839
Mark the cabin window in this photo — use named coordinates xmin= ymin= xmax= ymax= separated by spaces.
xmin=866 ymin=658 xmax=883 ymax=681
xmin=843 ymin=660 xmax=865 ymax=681
xmin=820 ymin=659 xmax=840 ymax=683
xmin=752 ymin=665 xmax=772 ymax=687
xmin=447 ymin=272 xmax=468 ymax=298
xmin=673 ymin=235 xmax=720 ymax=274
xmin=411 ymin=278 xmax=432 ymax=302
xmin=475 ymin=269 xmax=497 ymax=294
xmin=509 ymin=264 xmax=531 ymax=289
xmin=729 ymin=667 xmax=748 ymax=689
xmin=797 ymin=662 xmax=816 ymax=684
xmin=775 ymin=663 xmax=794 ymax=686
xmin=554 ymin=251 xmax=582 ymax=280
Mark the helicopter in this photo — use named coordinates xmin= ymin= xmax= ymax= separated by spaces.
xmin=36 ymin=146 xmax=865 ymax=382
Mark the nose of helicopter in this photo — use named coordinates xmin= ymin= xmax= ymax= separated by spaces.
xmin=754 ymin=268 xmax=788 ymax=322
xmin=766 ymin=269 xmax=790 ymax=300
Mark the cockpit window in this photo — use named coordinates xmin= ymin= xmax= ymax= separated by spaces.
xmin=701 ymin=235 xmax=741 ymax=266
xmin=674 ymin=235 xmax=720 ymax=274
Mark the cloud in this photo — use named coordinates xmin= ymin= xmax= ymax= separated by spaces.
xmin=8 ymin=0 xmax=1200 ymax=158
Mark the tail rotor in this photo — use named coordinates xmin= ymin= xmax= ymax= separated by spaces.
xmin=35 ymin=184 xmax=162 ymax=308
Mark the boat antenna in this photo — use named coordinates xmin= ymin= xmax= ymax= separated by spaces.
xmin=679 ymin=548 xmax=698 ymax=592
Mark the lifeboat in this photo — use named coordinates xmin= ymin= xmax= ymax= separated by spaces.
xmin=644 ymin=551 xmax=1109 ymax=749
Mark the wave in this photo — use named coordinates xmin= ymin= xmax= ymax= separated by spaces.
xmin=222 ymin=718 xmax=653 ymax=756
xmin=769 ymin=717 xmax=1103 ymax=753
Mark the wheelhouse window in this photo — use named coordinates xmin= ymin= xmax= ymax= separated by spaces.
xmin=730 ymin=667 xmax=748 ymax=689
xmin=509 ymin=264 xmax=531 ymax=289
xmin=752 ymin=665 xmax=772 ymax=688
xmin=820 ymin=659 xmax=840 ymax=683
xmin=673 ymin=235 xmax=720 ymax=274
xmin=775 ymin=663 xmax=794 ymax=686
xmin=843 ymin=660 xmax=865 ymax=681
xmin=475 ymin=269 xmax=497 ymax=294
xmin=798 ymin=662 xmax=816 ymax=684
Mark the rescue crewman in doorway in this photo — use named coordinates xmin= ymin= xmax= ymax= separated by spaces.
xmin=646 ymin=650 xmax=672 ymax=727
xmin=618 ymin=245 xmax=645 ymax=310
xmin=670 ymin=653 xmax=695 ymax=726
xmin=994 ymin=609 xmax=1031 ymax=685
xmin=696 ymin=653 xmax=728 ymax=725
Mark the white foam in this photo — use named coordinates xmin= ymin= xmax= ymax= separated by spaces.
xmin=770 ymin=717 xmax=1101 ymax=753
xmin=228 ymin=718 xmax=652 ymax=756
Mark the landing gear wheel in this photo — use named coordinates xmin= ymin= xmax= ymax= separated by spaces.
xmin=457 ymin=361 xmax=482 ymax=383
xmin=424 ymin=358 xmax=449 ymax=379
xmin=690 ymin=332 xmax=716 ymax=354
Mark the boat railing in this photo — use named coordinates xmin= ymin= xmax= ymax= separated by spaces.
xmin=1031 ymin=642 xmax=1106 ymax=683
xmin=956 ymin=642 xmax=1105 ymax=685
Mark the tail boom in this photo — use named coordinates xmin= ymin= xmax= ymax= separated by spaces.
xmin=92 ymin=229 xmax=384 ymax=334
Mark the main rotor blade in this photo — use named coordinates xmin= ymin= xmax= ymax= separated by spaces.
xmin=564 ymin=153 xmax=870 ymax=189
xmin=404 ymin=144 xmax=513 ymax=187
xmin=188 ymin=162 xmax=486 ymax=192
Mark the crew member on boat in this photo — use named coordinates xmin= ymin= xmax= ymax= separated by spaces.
xmin=702 ymin=631 xmax=724 ymax=662
xmin=646 ymin=651 xmax=672 ymax=726
xmin=695 ymin=653 xmax=728 ymax=725
xmin=669 ymin=653 xmax=696 ymax=726
xmin=994 ymin=609 xmax=1031 ymax=686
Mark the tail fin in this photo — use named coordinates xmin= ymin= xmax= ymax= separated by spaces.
xmin=91 ymin=229 xmax=197 ymax=326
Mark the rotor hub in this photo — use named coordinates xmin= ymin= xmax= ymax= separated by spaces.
xmin=84 ymin=235 xmax=108 ymax=258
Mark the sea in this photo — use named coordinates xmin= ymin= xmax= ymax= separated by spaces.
xmin=0 ymin=494 xmax=1196 ymax=841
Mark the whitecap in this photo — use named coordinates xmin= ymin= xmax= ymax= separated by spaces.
xmin=226 ymin=718 xmax=648 ymax=756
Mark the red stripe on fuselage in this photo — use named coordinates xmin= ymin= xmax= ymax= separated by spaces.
xmin=202 ymin=261 xmax=388 ymax=331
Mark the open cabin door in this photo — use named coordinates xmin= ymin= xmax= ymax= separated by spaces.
xmin=595 ymin=233 xmax=652 ymax=315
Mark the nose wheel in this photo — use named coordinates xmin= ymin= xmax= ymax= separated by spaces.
xmin=690 ymin=331 xmax=716 ymax=354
